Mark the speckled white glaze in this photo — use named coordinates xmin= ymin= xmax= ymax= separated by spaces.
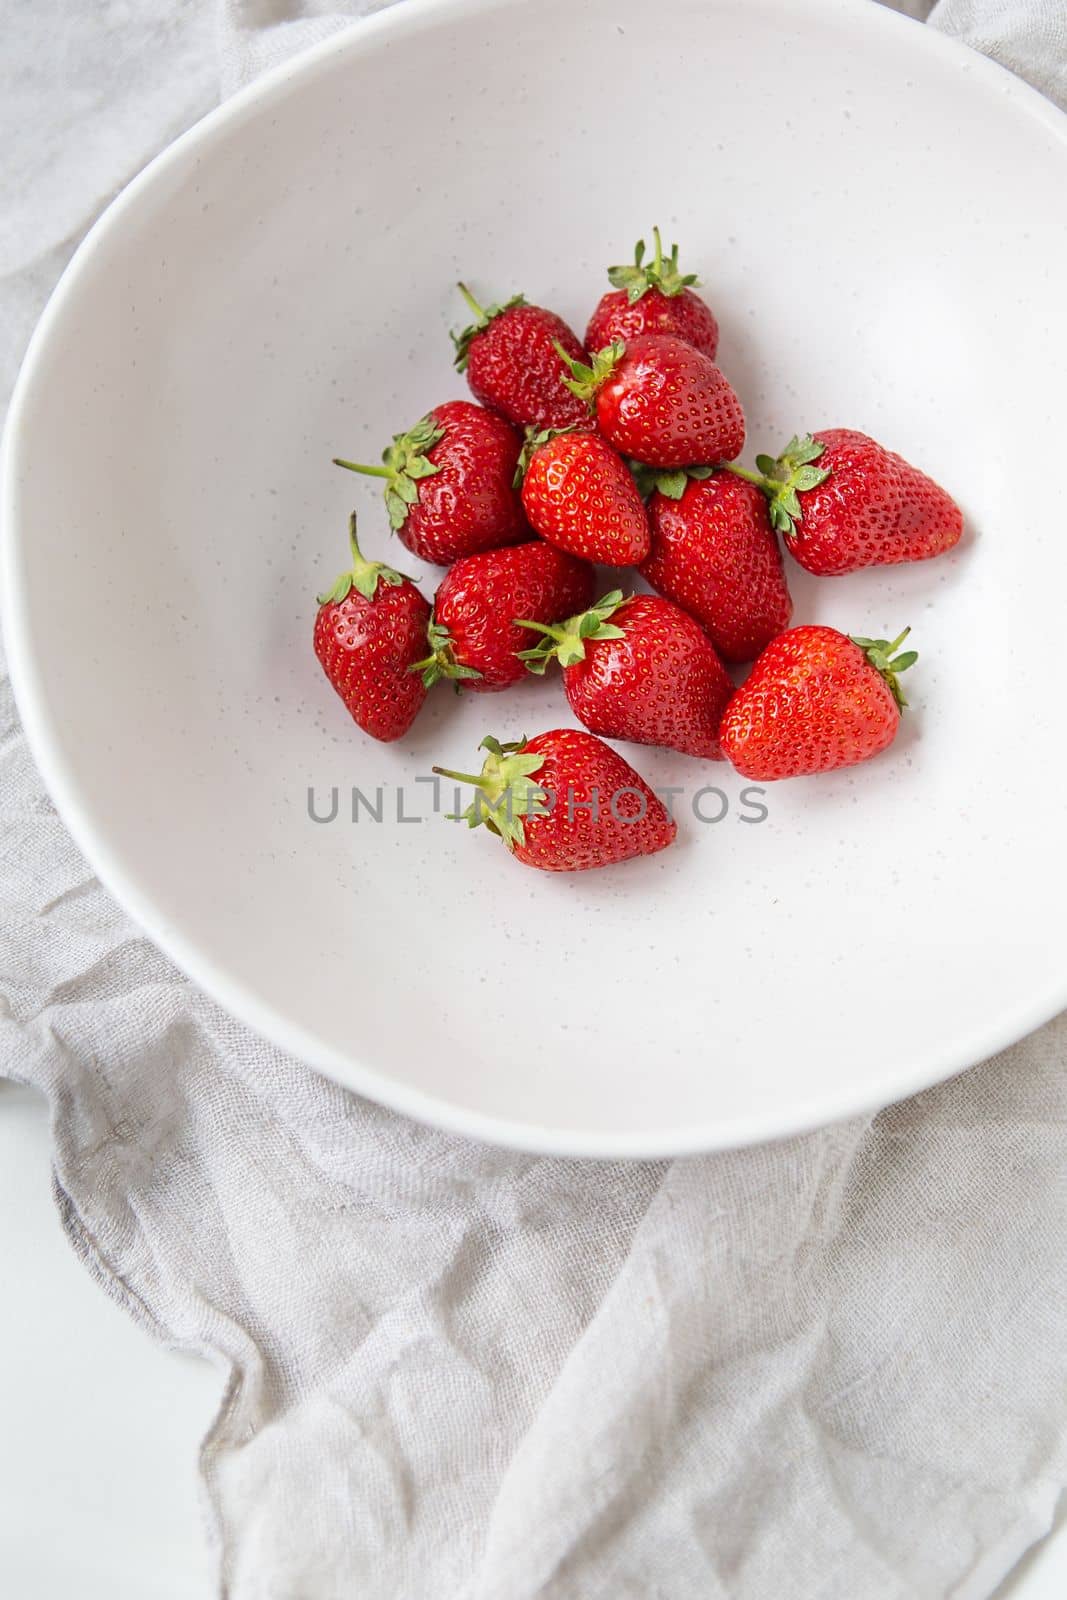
xmin=4 ymin=0 xmax=1067 ymax=1155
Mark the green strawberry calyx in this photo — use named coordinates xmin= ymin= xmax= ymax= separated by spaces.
xmin=722 ymin=434 xmax=832 ymax=536
xmin=850 ymin=627 xmax=918 ymax=712
xmin=410 ymin=617 xmax=484 ymax=691
xmin=512 ymin=422 xmax=585 ymax=489
xmin=628 ymin=461 xmax=716 ymax=503
xmin=514 ymin=590 xmax=629 ymax=674
xmin=451 ymin=283 xmax=526 ymax=372
xmin=556 ymin=339 xmax=626 ymax=405
xmin=431 ymin=735 xmax=550 ymax=850
xmin=316 ymin=512 xmax=408 ymax=606
xmin=607 ymin=226 xmax=699 ymax=305
xmin=333 ymin=413 xmax=445 ymax=533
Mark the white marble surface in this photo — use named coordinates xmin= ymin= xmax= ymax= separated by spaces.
xmin=0 ymin=1077 xmax=1063 ymax=1597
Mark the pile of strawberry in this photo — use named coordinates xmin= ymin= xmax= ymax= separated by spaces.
xmin=315 ymin=229 xmax=962 ymax=873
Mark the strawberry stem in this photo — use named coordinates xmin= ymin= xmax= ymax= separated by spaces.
xmin=431 ymin=765 xmax=485 ymax=786
xmin=606 ymin=227 xmax=698 ymax=304
xmin=514 ymin=423 xmax=583 ymax=488
xmin=456 ymin=281 xmax=486 ymax=322
xmin=451 ymin=286 xmax=526 ymax=372
xmin=850 ymin=627 xmax=918 ymax=711
xmin=316 ymin=512 xmax=406 ymax=606
xmin=347 ymin=512 xmax=366 ymax=567
xmin=515 ymin=591 xmax=629 ymax=674
xmin=721 ymin=435 xmax=831 ymax=536
xmin=335 ymin=414 xmax=445 ymax=531
xmin=512 ymin=619 xmax=567 ymax=643
xmin=720 ymin=461 xmax=770 ymax=490
xmin=333 ymin=457 xmax=392 ymax=480
xmin=430 ymin=737 xmax=549 ymax=849
xmin=556 ymin=339 xmax=626 ymax=403
xmin=411 ymin=619 xmax=482 ymax=689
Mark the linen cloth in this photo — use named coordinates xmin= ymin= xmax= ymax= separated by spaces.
xmin=2 ymin=3 xmax=1066 ymax=1596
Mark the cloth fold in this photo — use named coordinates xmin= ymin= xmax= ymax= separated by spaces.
xmin=2 ymin=3 xmax=1066 ymax=1597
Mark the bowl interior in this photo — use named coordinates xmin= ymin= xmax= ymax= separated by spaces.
xmin=6 ymin=0 xmax=1067 ymax=1153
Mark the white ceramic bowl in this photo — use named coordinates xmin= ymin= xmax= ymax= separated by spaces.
xmin=4 ymin=0 xmax=1067 ymax=1155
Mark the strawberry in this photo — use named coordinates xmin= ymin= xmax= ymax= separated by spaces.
xmin=517 ymin=426 xmax=651 ymax=565
xmin=415 ymin=540 xmax=594 ymax=692
xmin=724 ymin=430 xmax=963 ymax=576
xmin=585 ymin=228 xmax=719 ymax=360
xmin=720 ymin=625 xmax=917 ymax=779
xmin=451 ymin=285 xmax=589 ymax=431
xmin=518 ymin=591 xmax=732 ymax=759
xmin=313 ymin=514 xmax=432 ymax=742
xmin=635 ymin=466 xmax=792 ymax=663
xmin=333 ymin=400 xmax=527 ymax=566
xmin=433 ymin=731 xmax=676 ymax=872
xmin=559 ymin=334 xmax=745 ymax=469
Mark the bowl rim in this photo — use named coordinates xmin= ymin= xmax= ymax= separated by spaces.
xmin=4 ymin=0 xmax=1067 ymax=1158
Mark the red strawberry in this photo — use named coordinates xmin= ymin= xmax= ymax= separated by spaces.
xmin=559 ymin=334 xmax=745 ymax=469
xmin=518 ymin=591 xmax=732 ymax=759
xmin=451 ymin=285 xmax=589 ymax=431
xmin=333 ymin=400 xmax=527 ymax=566
xmin=724 ymin=430 xmax=963 ymax=575
xmin=720 ymin=625 xmax=917 ymax=780
xmin=636 ymin=466 xmax=791 ymax=663
xmin=415 ymin=541 xmax=594 ymax=692
xmin=433 ymin=730 xmax=675 ymax=872
xmin=518 ymin=426 xmax=651 ymax=565
xmin=585 ymin=228 xmax=719 ymax=360
xmin=313 ymin=514 xmax=432 ymax=742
